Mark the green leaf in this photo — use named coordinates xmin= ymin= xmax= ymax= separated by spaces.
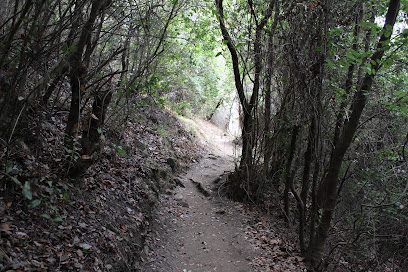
xmin=222 ymin=40 xmax=229 ymax=45
xmin=326 ymin=59 xmax=334 ymax=69
xmin=116 ymin=146 xmax=127 ymax=156
xmin=22 ymin=181 xmax=32 ymax=200
xmin=42 ymin=213 xmax=51 ymax=219
xmin=29 ymin=199 xmax=41 ymax=208
xmin=366 ymin=66 xmax=372 ymax=75
xmin=314 ymin=47 xmax=322 ymax=52
xmin=236 ymin=42 xmax=244 ymax=49
xmin=346 ymin=52 xmax=355 ymax=61
xmin=63 ymin=193 xmax=69 ymax=201
xmin=47 ymin=180 xmax=53 ymax=187
xmin=383 ymin=58 xmax=393 ymax=67
xmin=6 ymin=162 xmax=13 ymax=173
xmin=53 ymin=217 xmax=63 ymax=223
xmin=69 ymin=45 xmax=77 ymax=53
xmin=11 ymin=176 xmax=21 ymax=185
xmin=350 ymin=49 xmax=360 ymax=58
xmin=361 ymin=21 xmax=377 ymax=29
xmin=401 ymin=107 xmax=408 ymax=116
xmin=215 ymin=52 xmax=222 ymax=57
xmin=97 ymin=127 xmax=103 ymax=134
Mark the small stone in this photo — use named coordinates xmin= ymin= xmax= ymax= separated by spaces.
xmin=126 ymin=207 xmax=133 ymax=213
xmin=174 ymin=193 xmax=183 ymax=200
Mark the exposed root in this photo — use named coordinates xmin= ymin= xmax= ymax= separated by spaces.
xmin=189 ymin=178 xmax=211 ymax=197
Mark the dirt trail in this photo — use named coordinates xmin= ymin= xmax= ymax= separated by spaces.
xmin=142 ymin=119 xmax=258 ymax=272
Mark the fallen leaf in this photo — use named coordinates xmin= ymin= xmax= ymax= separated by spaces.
xmin=16 ymin=232 xmax=27 ymax=238
xmin=79 ymin=243 xmax=92 ymax=250
xmin=76 ymin=249 xmax=83 ymax=257
xmin=0 ymin=223 xmax=10 ymax=232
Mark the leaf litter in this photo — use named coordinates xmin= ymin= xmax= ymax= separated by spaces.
xmin=0 ymin=101 xmax=203 ymax=271
xmin=1 ymin=99 xmax=307 ymax=272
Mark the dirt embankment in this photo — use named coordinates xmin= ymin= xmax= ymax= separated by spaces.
xmin=0 ymin=103 xmax=203 ymax=272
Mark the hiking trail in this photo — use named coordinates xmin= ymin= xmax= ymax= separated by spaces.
xmin=142 ymin=119 xmax=258 ymax=272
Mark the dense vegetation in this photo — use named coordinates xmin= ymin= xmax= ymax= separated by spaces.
xmin=215 ymin=0 xmax=407 ymax=270
xmin=0 ymin=0 xmax=407 ymax=271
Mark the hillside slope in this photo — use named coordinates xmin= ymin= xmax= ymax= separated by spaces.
xmin=0 ymin=101 xmax=202 ymax=271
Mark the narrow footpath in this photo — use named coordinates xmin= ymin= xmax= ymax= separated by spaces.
xmin=142 ymin=120 xmax=258 ymax=271
xmin=141 ymin=119 xmax=307 ymax=272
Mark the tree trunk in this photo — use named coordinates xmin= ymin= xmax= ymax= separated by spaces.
xmin=308 ymin=0 xmax=400 ymax=268
xmin=206 ymin=99 xmax=223 ymax=121
xmin=283 ymin=125 xmax=299 ymax=221
xmin=298 ymin=117 xmax=316 ymax=253
xmin=65 ymin=0 xmax=106 ymax=142
xmin=262 ymin=0 xmax=280 ymax=188
xmin=69 ymin=89 xmax=112 ymax=178
xmin=216 ymin=0 xmax=275 ymax=196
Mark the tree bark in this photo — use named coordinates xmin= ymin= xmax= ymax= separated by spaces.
xmin=216 ymin=0 xmax=275 ymax=192
xmin=283 ymin=125 xmax=299 ymax=221
xmin=65 ymin=0 xmax=107 ymax=141
xmin=308 ymin=0 xmax=400 ymax=268
xmin=261 ymin=1 xmax=280 ymax=194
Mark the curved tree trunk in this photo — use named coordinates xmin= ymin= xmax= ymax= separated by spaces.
xmin=216 ymin=0 xmax=275 ymax=197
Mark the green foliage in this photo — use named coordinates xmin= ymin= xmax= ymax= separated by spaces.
xmin=6 ymin=163 xmax=36 ymax=204
xmin=5 ymin=160 xmax=70 ymax=224
xmin=53 ymin=217 xmax=64 ymax=223
xmin=115 ymin=145 xmax=127 ymax=156
xmin=150 ymin=2 xmax=234 ymax=118
xmin=38 ymin=180 xmax=71 ymax=224
xmin=29 ymin=199 xmax=42 ymax=208
xmin=379 ymin=52 xmax=408 ymax=117
xmin=22 ymin=181 xmax=32 ymax=201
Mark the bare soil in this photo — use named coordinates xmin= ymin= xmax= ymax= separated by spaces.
xmin=142 ymin=119 xmax=307 ymax=272
xmin=142 ymin=120 xmax=255 ymax=271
